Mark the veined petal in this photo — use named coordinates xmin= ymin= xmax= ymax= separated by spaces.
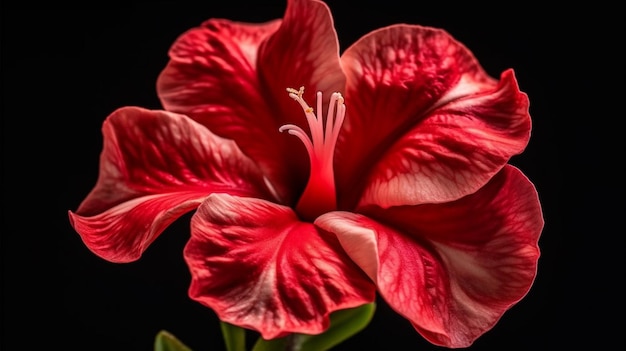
xmin=336 ymin=24 xmax=530 ymax=208
xmin=69 ymin=193 xmax=204 ymax=263
xmin=68 ymin=106 xmax=270 ymax=262
xmin=156 ymin=17 xmax=295 ymax=202
xmin=157 ymin=18 xmax=281 ymax=123
xmin=256 ymin=0 xmax=346 ymax=208
xmin=184 ymin=193 xmax=375 ymax=339
xmin=257 ymin=0 xmax=346 ymax=136
xmin=363 ymin=70 xmax=530 ymax=208
xmin=317 ymin=166 xmax=543 ymax=348
xmin=316 ymin=211 xmax=449 ymax=342
xmin=157 ymin=0 xmax=346 ymax=205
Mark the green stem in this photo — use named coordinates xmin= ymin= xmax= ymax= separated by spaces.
xmin=284 ymin=334 xmax=300 ymax=351
xmin=220 ymin=322 xmax=247 ymax=351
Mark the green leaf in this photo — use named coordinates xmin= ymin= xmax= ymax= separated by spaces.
xmin=252 ymin=303 xmax=376 ymax=351
xmin=300 ymin=303 xmax=376 ymax=351
xmin=154 ymin=330 xmax=192 ymax=351
xmin=220 ymin=321 xmax=247 ymax=351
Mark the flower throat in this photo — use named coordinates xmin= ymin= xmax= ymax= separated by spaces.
xmin=280 ymin=87 xmax=346 ymax=221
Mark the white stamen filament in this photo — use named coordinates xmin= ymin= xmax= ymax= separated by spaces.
xmin=326 ymin=93 xmax=345 ymax=157
xmin=278 ymin=124 xmax=314 ymax=156
xmin=280 ymin=87 xmax=346 ymax=165
xmin=279 ymin=86 xmax=346 ymax=219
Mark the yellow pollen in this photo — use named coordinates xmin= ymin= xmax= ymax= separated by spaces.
xmin=286 ymin=86 xmax=305 ymax=98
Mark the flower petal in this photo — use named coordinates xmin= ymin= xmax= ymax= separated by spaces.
xmin=184 ymin=193 xmax=375 ymax=339
xmin=317 ymin=165 xmax=543 ymax=348
xmin=256 ymin=0 xmax=346 ymax=203
xmin=257 ymin=0 xmax=346 ymax=131
xmin=364 ymin=70 xmax=530 ymax=208
xmin=335 ymin=25 xmax=530 ymax=208
xmin=157 ymin=19 xmax=281 ymax=126
xmin=68 ymin=106 xmax=271 ymax=262
xmin=157 ymin=0 xmax=345 ymax=205
xmin=156 ymin=17 xmax=294 ymax=201
xmin=69 ymin=194 xmax=204 ymax=263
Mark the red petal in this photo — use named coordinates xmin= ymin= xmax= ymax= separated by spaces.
xmin=157 ymin=0 xmax=345 ymax=205
xmin=68 ymin=107 xmax=270 ymax=262
xmin=335 ymin=25 xmax=530 ymax=208
xmin=363 ymin=70 xmax=530 ymax=208
xmin=69 ymin=194 xmax=204 ymax=263
xmin=185 ymin=193 xmax=375 ymax=339
xmin=317 ymin=166 xmax=543 ymax=348
xmin=156 ymin=18 xmax=294 ymax=201
xmin=256 ymin=0 xmax=346 ymax=201
xmin=257 ymin=0 xmax=346 ymax=134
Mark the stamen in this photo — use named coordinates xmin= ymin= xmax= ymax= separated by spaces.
xmin=278 ymin=124 xmax=314 ymax=157
xmin=280 ymin=87 xmax=346 ymax=220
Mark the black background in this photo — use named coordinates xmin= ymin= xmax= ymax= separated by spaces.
xmin=2 ymin=1 xmax=624 ymax=350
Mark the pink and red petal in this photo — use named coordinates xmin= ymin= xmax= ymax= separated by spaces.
xmin=184 ymin=193 xmax=375 ymax=339
xmin=68 ymin=106 xmax=270 ymax=262
xmin=156 ymin=18 xmax=292 ymax=201
xmin=335 ymin=25 xmax=530 ymax=208
xmin=256 ymin=0 xmax=347 ymax=202
xmin=157 ymin=0 xmax=346 ymax=205
xmin=316 ymin=165 xmax=543 ymax=348
xmin=257 ymin=0 xmax=346 ymax=138
xmin=69 ymin=194 xmax=204 ymax=263
xmin=360 ymin=69 xmax=530 ymax=208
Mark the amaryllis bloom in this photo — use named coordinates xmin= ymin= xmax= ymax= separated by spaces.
xmin=68 ymin=0 xmax=543 ymax=348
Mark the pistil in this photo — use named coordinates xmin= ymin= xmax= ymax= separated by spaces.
xmin=280 ymin=87 xmax=346 ymax=220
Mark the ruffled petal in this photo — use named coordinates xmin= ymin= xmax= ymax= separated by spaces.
xmin=336 ymin=25 xmax=530 ymax=208
xmin=68 ymin=107 xmax=271 ymax=262
xmin=156 ymin=17 xmax=293 ymax=201
xmin=256 ymin=0 xmax=346 ymax=202
xmin=157 ymin=19 xmax=281 ymax=126
xmin=362 ymin=70 xmax=530 ymax=208
xmin=185 ymin=193 xmax=375 ymax=339
xmin=257 ymin=0 xmax=346 ymax=135
xmin=157 ymin=0 xmax=345 ymax=205
xmin=317 ymin=165 xmax=543 ymax=348
xmin=69 ymin=194 xmax=204 ymax=263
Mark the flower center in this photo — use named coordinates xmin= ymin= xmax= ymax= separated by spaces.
xmin=280 ymin=86 xmax=346 ymax=221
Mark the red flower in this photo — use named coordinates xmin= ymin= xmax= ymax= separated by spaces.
xmin=69 ymin=0 xmax=543 ymax=347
